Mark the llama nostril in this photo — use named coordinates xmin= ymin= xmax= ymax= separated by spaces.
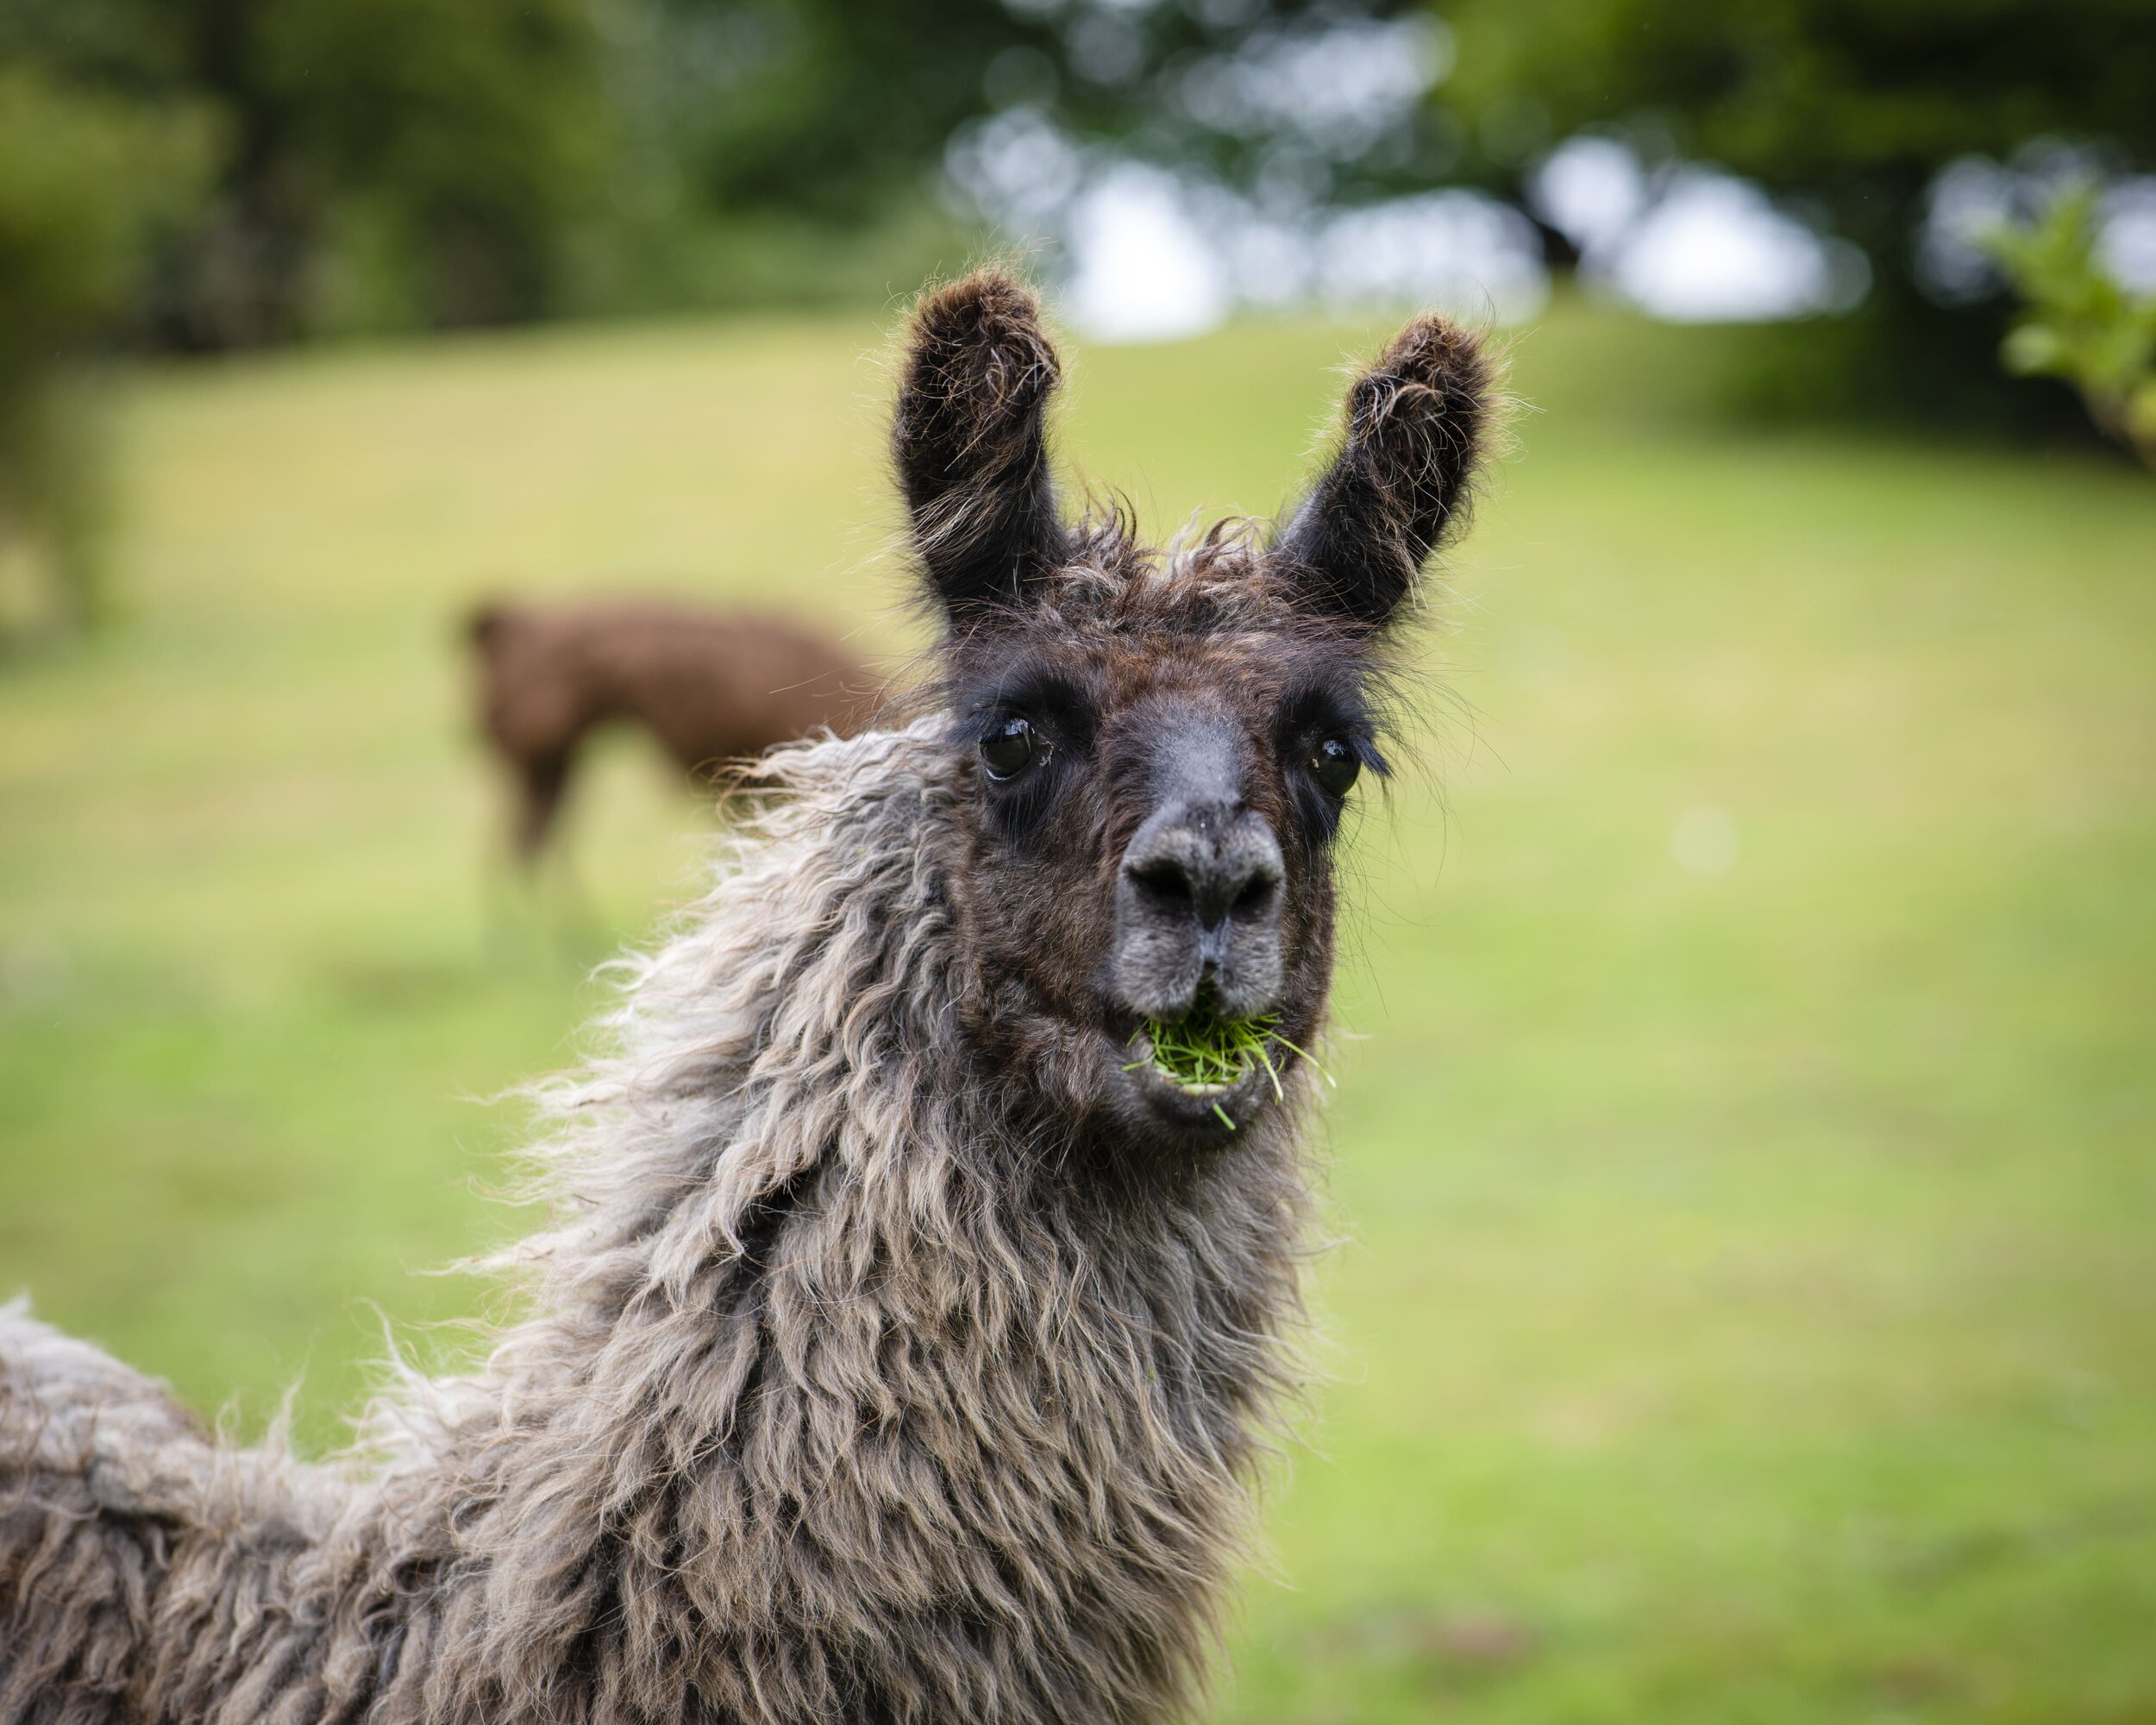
xmin=1198 ymin=867 xmax=1276 ymax=932
xmin=1129 ymin=859 xmax=1194 ymax=911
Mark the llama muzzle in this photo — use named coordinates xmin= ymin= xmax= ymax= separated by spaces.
xmin=1110 ymin=707 xmax=1286 ymax=1025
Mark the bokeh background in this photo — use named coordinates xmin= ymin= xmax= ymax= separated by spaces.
xmin=3 ymin=3 xmax=2154 ymax=1720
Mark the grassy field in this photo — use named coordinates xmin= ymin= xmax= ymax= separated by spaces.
xmin=3 ymin=298 xmax=2153 ymax=1722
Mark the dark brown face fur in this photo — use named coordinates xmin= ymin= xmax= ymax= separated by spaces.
xmin=893 ymin=271 xmax=1494 ymax=1155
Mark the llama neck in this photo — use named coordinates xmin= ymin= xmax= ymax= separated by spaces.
xmin=386 ymin=726 xmax=1311 ymax=1724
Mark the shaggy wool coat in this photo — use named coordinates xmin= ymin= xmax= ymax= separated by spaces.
xmin=1 ymin=722 xmax=1313 ymax=1725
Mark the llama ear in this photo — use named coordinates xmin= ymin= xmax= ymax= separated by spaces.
xmin=1273 ymin=315 xmax=1496 ymax=630
xmin=893 ymin=270 xmax=1069 ymax=624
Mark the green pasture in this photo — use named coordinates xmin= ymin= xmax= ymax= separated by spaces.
xmin=3 ymin=300 xmax=2153 ymax=1722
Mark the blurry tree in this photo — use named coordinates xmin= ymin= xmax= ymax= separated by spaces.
xmin=0 ymin=0 xmax=603 ymax=637
xmin=1 ymin=0 xmax=605 ymax=348
xmin=0 ymin=61 xmax=211 ymax=636
xmin=584 ymin=0 xmax=1459 ymax=310
xmin=568 ymin=0 xmax=1044 ymax=312
xmin=618 ymin=0 xmax=1048 ymax=223
xmin=1442 ymin=0 xmax=2156 ymax=426
xmin=611 ymin=0 xmax=1443 ymax=216
xmin=0 ymin=0 xmax=1467 ymax=345
xmin=1987 ymin=187 xmax=2156 ymax=469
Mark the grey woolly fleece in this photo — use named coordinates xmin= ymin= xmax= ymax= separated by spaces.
xmin=2 ymin=720 xmax=1317 ymax=1725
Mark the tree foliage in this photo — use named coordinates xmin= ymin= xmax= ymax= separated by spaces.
xmin=0 ymin=0 xmax=605 ymax=633
xmin=1443 ymin=0 xmax=2156 ymax=425
xmin=2 ymin=0 xmax=604 ymax=348
xmin=1988 ymin=188 xmax=2156 ymax=469
xmin=0 ymin=60 xmax=212 ymax=633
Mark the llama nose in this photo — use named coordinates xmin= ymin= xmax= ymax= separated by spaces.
xmin=1113 ymin=802 xmax=1286 ymax=1017
xmin=1123 ymin=806 xmax=1283 ymax=933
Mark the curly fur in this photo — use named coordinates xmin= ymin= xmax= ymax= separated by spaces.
xmin=1 ymin=723 xmax=1312 ymax=1725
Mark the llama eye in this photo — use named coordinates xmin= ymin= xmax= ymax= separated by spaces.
xmin=981 ymin=717 xmax=1042 ymax=781
xmin=1311 ymin=736 xmax=1360 ymax=798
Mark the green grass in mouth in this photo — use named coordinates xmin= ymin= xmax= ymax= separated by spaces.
xmin=1125 ymin=1010 xmax=1328 ymax=1129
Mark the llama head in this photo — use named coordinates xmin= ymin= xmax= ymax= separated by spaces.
xmin=893 ymin=270 xmax=1495 ymax=1157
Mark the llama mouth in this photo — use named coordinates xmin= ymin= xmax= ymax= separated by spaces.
xmin=1121 ymin=1010 xmax=1303 ymax=1131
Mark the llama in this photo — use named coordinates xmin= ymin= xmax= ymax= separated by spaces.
xmin=467 ymin=600 xmax=877 ymax=862
xmin=0 ymin=272 xmax=1495 ymax=1725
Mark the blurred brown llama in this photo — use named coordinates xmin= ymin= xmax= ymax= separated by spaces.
xmin=467 ymin=600 xmax=877 ymax=863
xmin=0 ymin=272 xmax=1496 ymax=1725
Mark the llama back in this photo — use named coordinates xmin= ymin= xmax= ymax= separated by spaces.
xmin=1 ymin=1301 xmax=211 ymax=1722
xmin=0 ymin=1302 xmax=417 ymax=1725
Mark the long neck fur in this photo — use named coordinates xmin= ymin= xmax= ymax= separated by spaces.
xmin=120 ymin=722 xmax=1313 ymax=1725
